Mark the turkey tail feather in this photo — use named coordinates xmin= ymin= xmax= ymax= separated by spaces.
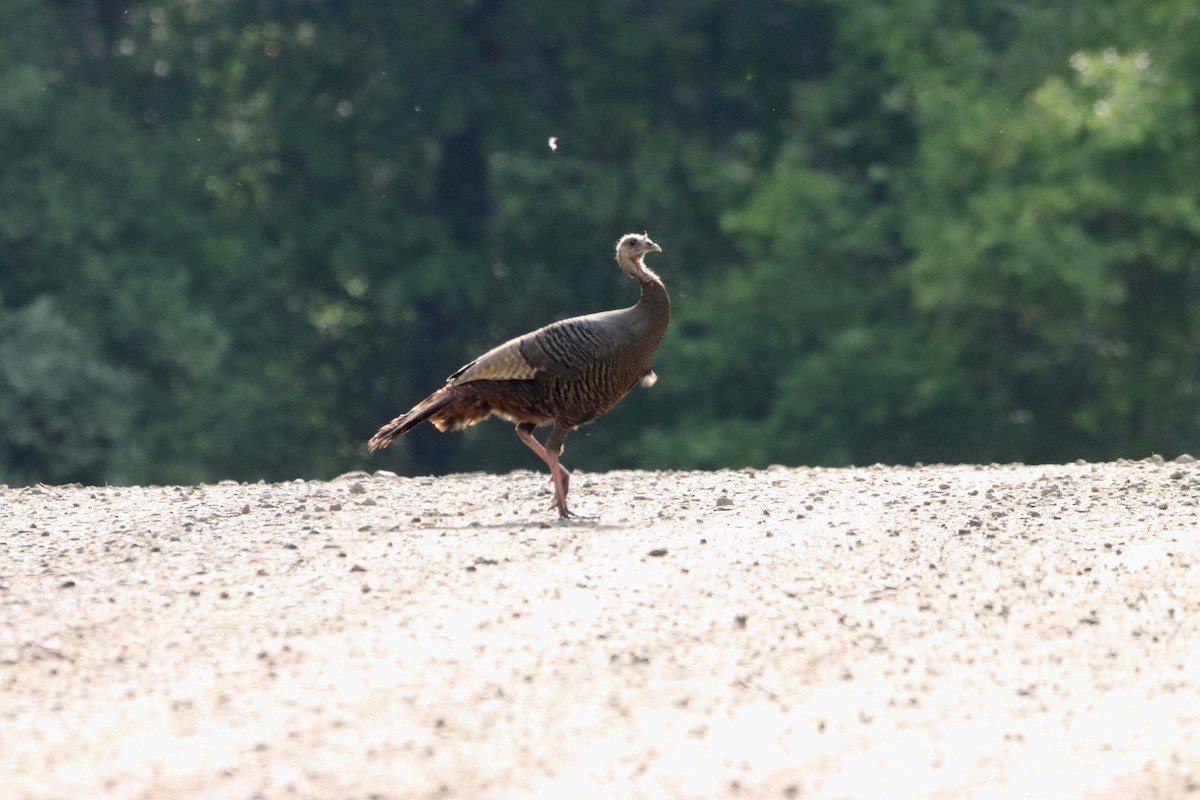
xmin=367 ymin=390 xmax=454 ymax=451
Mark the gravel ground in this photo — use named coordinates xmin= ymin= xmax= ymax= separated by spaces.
xmin=3 ymin=458 xmax=1200 ymax=799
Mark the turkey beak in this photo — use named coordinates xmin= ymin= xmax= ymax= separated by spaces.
xmin=645 ymin=241 xmax=662 ymax=254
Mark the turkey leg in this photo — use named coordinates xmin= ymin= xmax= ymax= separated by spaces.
xmin=515 ymin=423 xmax=573 ymax=518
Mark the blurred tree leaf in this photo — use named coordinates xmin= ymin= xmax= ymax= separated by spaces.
xmin=0 ymin=297 xmax=135 ymax=484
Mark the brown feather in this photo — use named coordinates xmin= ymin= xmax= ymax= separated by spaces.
xmin=367 ymin=232 xmax=669 ymax=518
xmin=368 ymin=381 xmax=558 ymax=451
xmin=366 ymin=390 xmax=455 ymax=451
xmin=447 ymin=336 xmax=541 ymax=383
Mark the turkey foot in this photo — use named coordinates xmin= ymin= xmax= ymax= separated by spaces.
xmin=517 ymin=423 xmax=578 ymax=519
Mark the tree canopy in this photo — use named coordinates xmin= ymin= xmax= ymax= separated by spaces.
xmin=2 ymin=0 xmax=1197 ymax=485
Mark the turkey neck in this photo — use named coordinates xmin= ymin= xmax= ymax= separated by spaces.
xmin=618 ymin=259 xmax=669 ymax=375
xmin=636 ymin=262 xmax=670 ymax=328
xmin=624 ymin=255 xmax=671 ymax=329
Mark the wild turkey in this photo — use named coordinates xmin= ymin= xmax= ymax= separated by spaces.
xmin=368 ymin=232 xmax=670 ymax=518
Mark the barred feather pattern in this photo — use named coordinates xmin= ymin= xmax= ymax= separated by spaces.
xmin=368 ymin=232 xmax=669 ymax=457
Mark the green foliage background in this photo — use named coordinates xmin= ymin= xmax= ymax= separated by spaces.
xmin=2 ymin=0 xmax=1197 ymax=485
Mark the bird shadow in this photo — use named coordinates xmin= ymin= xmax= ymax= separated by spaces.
xmin=423 ymin=516 xmax=626 ymax=533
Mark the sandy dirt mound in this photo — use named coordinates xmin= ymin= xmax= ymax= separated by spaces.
xmin=3 ymin=458 xmax=1199 ymax=798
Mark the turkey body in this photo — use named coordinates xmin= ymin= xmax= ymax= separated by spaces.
xmin=368 ymin=233 xmax=669 ymax=518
